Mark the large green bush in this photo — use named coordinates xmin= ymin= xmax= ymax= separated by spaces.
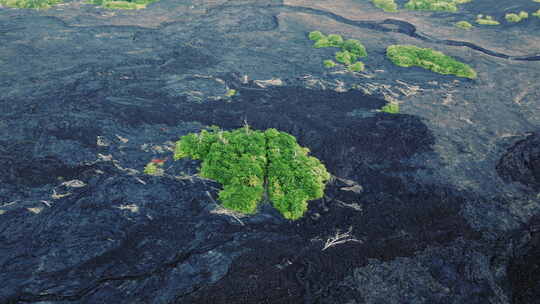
xmin=386 ymin=45 xmax=477 ymax=79
xmin=404 ymin=0 xmax=458 ymax=12
xmin=404 ymin=0 xmax=470 ymax=12
xmin=173 ymin=125 xmax=331 ymax=220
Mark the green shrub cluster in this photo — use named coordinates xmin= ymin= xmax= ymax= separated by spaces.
xmin=476 ymin=15 xmax=500 ymax=25
xmin=0 ymin=0 xmax=62 ymax=9
xmin=370 ymin=0 xmax=398 ymax=12
xmin=309 ymin=31 xmax=368 ymax=72
xmin=173 ymin=125 xmax=331 ymax=220
xmin=455 ymin=20 xmax=473 ymax=29
xmin=534 ymin=9 xmax=540 ymax=17
xmin=386 ymin=45 xmax=477 ymax=79
xmin=505 ymin=11 xmax=529 ymax=22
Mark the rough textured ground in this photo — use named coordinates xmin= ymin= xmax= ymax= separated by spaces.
xmin=1 ymin=0 xmax=539 ymax=303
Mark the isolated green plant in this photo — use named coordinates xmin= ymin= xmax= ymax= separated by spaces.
xmin=534 ymin=9 xmax=540 ymax=17
xmin=386 ymin=44 xmax=477 ymax=79
xmin=225 ymin=89 xmax=237 ymax=97
xmin=173 ymin=125 xmax=331 ymax=220
xmin=380 ymin=102 xmax=400 ymax=114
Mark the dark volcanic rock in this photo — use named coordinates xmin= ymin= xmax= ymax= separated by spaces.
xmin=1 ymin=0 xmax=540 ymax=303
xmin=506 ymin=214 xmax=540 ymax=304
xmin=497 ymin=132 xmax=540 ymax=191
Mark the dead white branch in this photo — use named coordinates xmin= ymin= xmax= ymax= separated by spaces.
xmin=206 ymin=191 xmax=245 ymax=226
xmin=322 ymin=226 xmax=362 ymax=251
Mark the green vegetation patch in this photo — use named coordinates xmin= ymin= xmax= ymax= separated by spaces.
xmin=455 ymin=20 xmax=473 ymax=29
xmin=225 ymin=89 xmax=237 ymax=97
xmin=386 ymin=45 xmax=477 ymax=79
xmin=0 ymin=0 xmax=62 ymax=10
xmin=323 ymin=60 xmax=337 ymax=68
xmin=534 ymin=9 xmax=540 ymax=17
xmin=173 ymin=125 xmax=331 ymax=220
xmin=380 ymin=102 xmax=400 ymax=114
xmin=371 ymin=0 xmax=398 ymax=12
xmin=348 ymin=62 xmax=365 ymax=72
xmin=476 ymin=14 xmax=500 ymax=25
xmin=505 ymin=11 xmax=529 ymax=22
xmin=309 ymin=31 xmax=367 ymax=72
xmin=404 ymin=0 xmax=471 ymax=12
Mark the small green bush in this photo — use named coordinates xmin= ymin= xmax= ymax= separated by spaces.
xmin=327 ymin=34 xmax=344 ymax=47
xmin=386 ymin=45 xmax=477 ymax=79
xmin=380 ymin=102 xmax=399 ymax=114
xmin=455 ymin=20 xmax=473 ymax=29
xmin=341 ymin=39 xmax=368 ymax=58
xmin=371 ymin=0 xmax=398 ymax=12
xmin=308 ymin=31 xmax=325 ymax=41
xmin=313 ymin=38 xmax=333 ymax=48
xmin=534 ymin=9 xmax=540 ymax=17
xmin=348 ymin=62 xmax=365 ymax=72
xmin=335 ymin=50 xmax=357 ymax=65
xmin=225 ymin=89 xmax=236 ymax=97
xmin=323 ymin=59 xmax=337 ymax=68
xmin=174 ymin=125 xmax=331 ymax=220
xmin=505 ymin=11 xmax=528 ymax=22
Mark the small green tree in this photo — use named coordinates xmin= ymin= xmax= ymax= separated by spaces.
xmin=174 ymin=125 xmax=331 ymax=220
